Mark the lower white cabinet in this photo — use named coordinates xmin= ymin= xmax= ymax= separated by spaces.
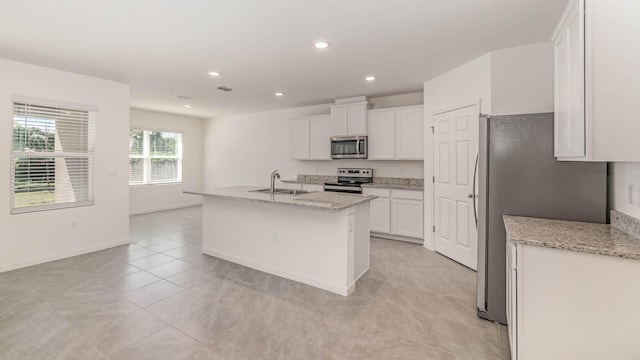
xmin=369 ymin=197 xmax=391 ymax=233
xmin=391 ymin=198 xmax=423 ymax=238
xmin=363 ymin=187 xmax=423 ymax=242
xmin=506 ymin=240 xmax=640 ymax=359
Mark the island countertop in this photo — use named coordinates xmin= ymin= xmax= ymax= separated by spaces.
xmin=503 ymin=215 xmax=640 ymax=260
xmin=185 ymin=186 xmax=377 ymax=211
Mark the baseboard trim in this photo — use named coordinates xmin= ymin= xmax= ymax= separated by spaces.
xmin=0 ymin=239 xmax=130 ymax=273
xmin=129 ymin=202 xmax=202 ymax=216
xmin=371 ymin=232 xmax=424 ymax=244
xmin=202 ymin=247 xmax=353 ymax=296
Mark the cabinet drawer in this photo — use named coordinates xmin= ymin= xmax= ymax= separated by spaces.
xmin=362 ymin=188 xmax=390 ymax=197
xmin=391 ymin=189 xmax=423 ymax=200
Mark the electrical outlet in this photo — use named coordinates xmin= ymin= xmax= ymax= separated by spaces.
xmin=271 ymin=233 xmax=278 ymax=242
xmin=72 ymin=220 xmax=77 ymax=229
xmin=629 ymin=185 xmax=635 ymax=206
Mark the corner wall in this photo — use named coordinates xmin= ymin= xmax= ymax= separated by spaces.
xmin=422 ymin=54 xmax=492 ymax=250
xmin=129 ymin=109 xmax=203 ymax=215
xmin=0 ymin=58 xmax=130 ymax=272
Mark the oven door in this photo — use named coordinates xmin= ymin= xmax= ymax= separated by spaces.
xmin=330 ymin=136 xmax=367 ymax=159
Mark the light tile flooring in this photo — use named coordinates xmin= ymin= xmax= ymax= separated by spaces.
xmin=0 ymin=206 xmax=510 ymax=359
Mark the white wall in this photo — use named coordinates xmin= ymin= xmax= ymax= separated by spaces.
xmin=610 ymin=163 xmax=640 ymax=220
xmin=0 ymin=58 xmax=130 ymax=272
xmin=129 ymin=109 xmax=203 ymax=215
xmin=422 ymin=54 xmax=492 ymax=250
xmin=202 ymin=93 xmax=424 ymax=189
xmin=491 ymin=42 xmax=554 ymax=116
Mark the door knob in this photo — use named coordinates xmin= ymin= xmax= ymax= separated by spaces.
xmin=467 ymin=194 xmax=473 ymax=198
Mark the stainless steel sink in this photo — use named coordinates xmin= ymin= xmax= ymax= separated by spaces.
xmin=250 ymin=188 xmax=311 ymax=195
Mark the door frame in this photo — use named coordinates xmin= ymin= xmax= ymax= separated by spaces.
xmin=424 ymin=98 xmax=481 ymax=252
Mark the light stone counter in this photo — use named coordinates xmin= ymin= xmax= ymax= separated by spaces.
xmin=186 ymin=186 xmax=376 ymax=211
xmin=503 ymin=215 xmax=640 ymax=260
xmin=281 ymin=176 xmax=424 ymax=191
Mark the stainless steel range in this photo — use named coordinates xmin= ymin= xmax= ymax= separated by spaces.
xmin=323 ymin=168 xmax=373 ymax=194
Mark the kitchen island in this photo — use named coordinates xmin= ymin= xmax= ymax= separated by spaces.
xmin=185 ymin=186 xmax=376 ymax=295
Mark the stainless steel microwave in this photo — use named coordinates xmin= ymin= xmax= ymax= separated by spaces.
xmin=330 ymin=135 xmax=367 ymax=159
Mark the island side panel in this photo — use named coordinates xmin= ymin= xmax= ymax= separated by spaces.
xmin=353 ymin=202 xmax=370 ymax=282
xmin=202 ymin=196 xmax=355 ymax=295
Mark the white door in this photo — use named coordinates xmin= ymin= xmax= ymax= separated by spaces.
xmin=433 ymin=104 xmax=478 ymax=270
xmin=395 ymin=107 xmax=424 ymax=160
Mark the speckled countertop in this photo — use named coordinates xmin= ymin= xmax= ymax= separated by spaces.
xmin=281 ymin=176 xmax=424 ymax=190
xmin=503 ymin=215 xmax=640 ymax=260
xmin=185 ymin=186 xmax=376 ymax=211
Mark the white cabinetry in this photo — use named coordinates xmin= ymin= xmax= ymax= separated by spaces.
xmin=506 ymin=241 xmax=640 ymax=359
xmin=552 ymin=0 xmax=640 ymax=161
xmin=390 ymin=190 xmax=424 ymax=238
xmin=362 ymin=188 xmax=423 ymax=242
xmin=331 ymin=102 xmax=368 ymax=136
xmin=291 ymin=118 xmax=310 ymax=159
xmin=395 ymin=107 xmax=424 ymax=160
xmin=290 ymin=115 xmax=332 ymax=160
xmin=367 ymin=106 xmax=423 ymax=160
xmin=367 ymin=110 xmax=395 ymax=160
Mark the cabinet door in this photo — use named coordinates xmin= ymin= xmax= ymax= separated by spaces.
xmin=331 ymin=105 xmax=349 ymax=136
xmin=310 ymin=116 xmax=332 ymax=160
xmin=291 ymin=118 xmax=310 ymax=159
xmin=367 ymin=110 xmax=395 ymax=160
xmin=348 ymin=103 xmax=368 ymax=135
xmin=369 ymin=197 xmax=391 ymax=234
xmin=395 ymin=107 xmax=424 ymax=160
xmin=553 ymin=0 xmax=585 ymax=158
xmin=391 ymin=199 xmax=423 ymax=238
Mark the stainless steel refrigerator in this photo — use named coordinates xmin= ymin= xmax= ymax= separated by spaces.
xmin=476 ymin=113 xmax=607 ymax=324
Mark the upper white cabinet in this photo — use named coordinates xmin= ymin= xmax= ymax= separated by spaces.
xmin=309 ymin=115 xmax=332 ymax=160
xmin=395 ymin=107 xmax=424 ymax=160
xmin=368 ymin=105 xmax=424 ymax=160
xmin=291 ymin=118 xmax=310 ymax=159
xmin=291 ymin=115 xmax=332 ymax=160
xmin=331 ymin=101 xmax=368 ymax=136
xmin=552 ymin=0 xmax=640 ymax=161
xmin=368 ymin=110 xmax=396 ymax=160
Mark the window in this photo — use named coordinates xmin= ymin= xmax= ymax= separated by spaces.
xmin=129 ymin=130 xmax=182 ymax=185
xmin=11 ymin=100 xmax=95 ymax=213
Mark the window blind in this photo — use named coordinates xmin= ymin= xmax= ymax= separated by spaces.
xmin=11 ymin=102 xmax=95 ymax=213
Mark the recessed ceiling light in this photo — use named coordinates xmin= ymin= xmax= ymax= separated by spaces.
xmin=207 ymin=71 xmax=221 ymax=77
xmin=365 ymin=75 xmax=376 ymax=81
xmin=314 ymin=40 xmax=330 ymax=49
xmin=183 ymin=104 xmax=192 ymax=108
xmin=274 ymin=92 xmax=284 ymax=97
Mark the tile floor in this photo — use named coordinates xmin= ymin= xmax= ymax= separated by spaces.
xmin=0 ymin=206 xmax=510 ymax=359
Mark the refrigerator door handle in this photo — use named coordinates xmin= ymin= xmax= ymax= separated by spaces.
xmin=472 ymin=153 xmax=479 ymax=227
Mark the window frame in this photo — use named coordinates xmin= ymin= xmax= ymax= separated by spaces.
xmin=129 ymin=129 xmax=183 ymax=186
xmin=10 ymin=97 xmax=96 ymax=214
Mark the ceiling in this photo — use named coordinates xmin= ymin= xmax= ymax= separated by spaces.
xmin=0 ymin=0 xmax=568 ymax=119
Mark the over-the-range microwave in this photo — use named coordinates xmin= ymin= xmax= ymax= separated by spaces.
xmin=330 ymin=135 xmax=367 ymax=159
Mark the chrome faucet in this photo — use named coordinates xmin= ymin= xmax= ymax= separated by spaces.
xmin=270 ymin=169 xmax=281 ymax=193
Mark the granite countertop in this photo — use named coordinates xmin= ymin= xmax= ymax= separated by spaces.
xmin=281 ymin=177 xmax=424 ymax=191
xmin=185 ymin=186 xmax=377 ymax=211
xmin=503 ymin=215 xmax=640 ymax=260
